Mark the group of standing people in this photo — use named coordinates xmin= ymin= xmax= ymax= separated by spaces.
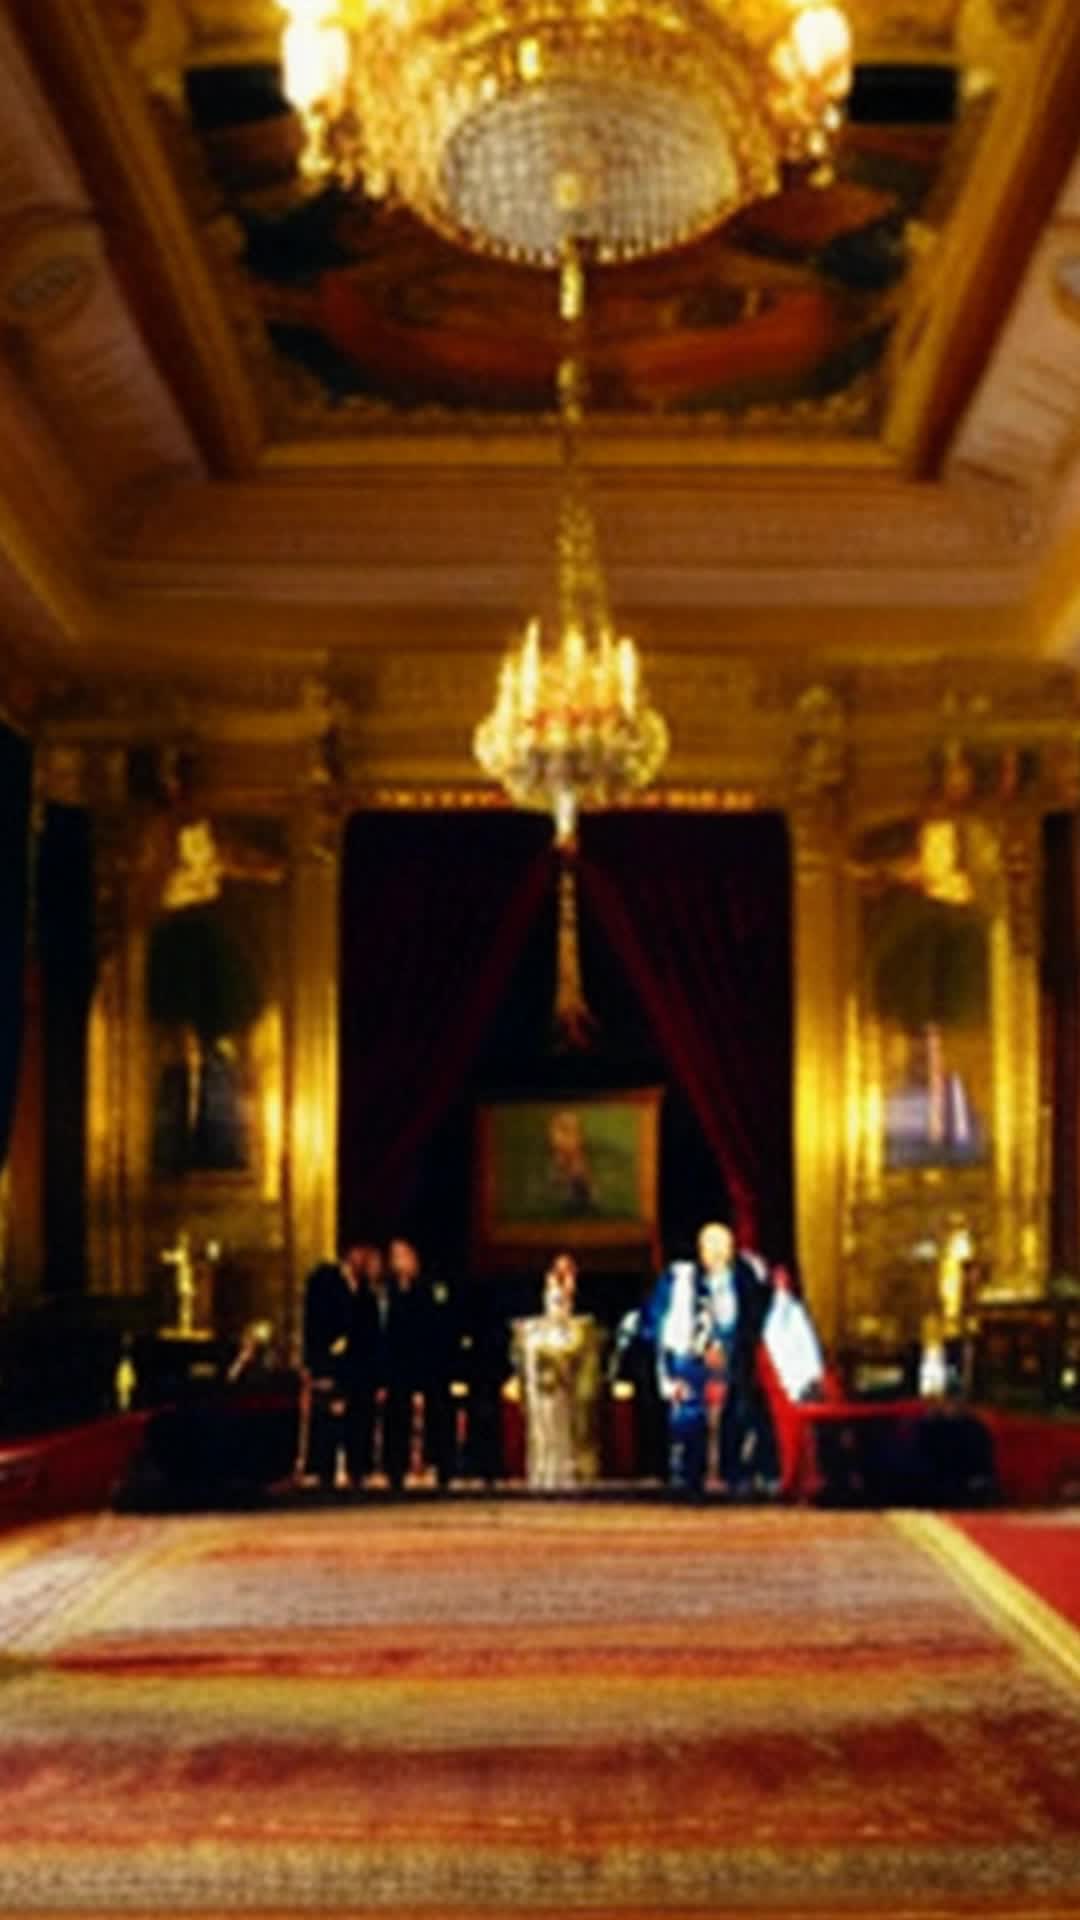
xmin=518 ymin=1222 xmax=825 ymax=1496
xmin=301 ymin=1218 xmax=825 ymax=1497
xmin=302 ymin=1237 xmax=455 ymax=1491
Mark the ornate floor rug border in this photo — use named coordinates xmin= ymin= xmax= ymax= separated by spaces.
xmin=14 ymin=1905 xmax=1080 ymax=1920
xmin=893 ymin=1512 xmax=1080 ymax=1692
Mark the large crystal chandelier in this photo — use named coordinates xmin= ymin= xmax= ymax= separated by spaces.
xmin=473 ymin=244 xmax=668 ymax=850
xmin=279 ymin=0 xmax=852 ymax=264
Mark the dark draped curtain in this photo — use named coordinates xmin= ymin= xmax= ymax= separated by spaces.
xmin=338 ymin=808 xmax=793 ymax=1269
xmin=412 ymin=857 xmax=735 ymax=1299
xmin=338 ymin=812 xmax=552 ymax=1238
xmin=578 ymin=812 xmax=793 ymax=1257
xmin=1042 ymin=812 xmax=1079 ymax=1277
xmin=38 ymin=804 xmax=95 ymax=1294
xmin=0 ymin=722 xmax=31 ymax=1169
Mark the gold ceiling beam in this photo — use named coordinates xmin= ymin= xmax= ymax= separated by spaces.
xmin=9 ymin=0 xmax=265 ymax=478
xmin=882 ymin=0 xmax=1080 ymax=476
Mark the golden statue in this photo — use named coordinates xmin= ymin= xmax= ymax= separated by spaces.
xmin=513 ymin=1254 xmax=604 ymax=1489
xmin=161 ymin=1229 xmax=197 ymax=1335
xmin=939 ymin=1216 xmax=974 ymax=1335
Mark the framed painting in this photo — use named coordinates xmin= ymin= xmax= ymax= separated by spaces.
xmin=860 ymin=819 xmax=991 ymax=1173
xmin=145 ymin=814 xmax=286 ymax=1201
xmin=472 ymin=1088 xmax=662 ymax=1270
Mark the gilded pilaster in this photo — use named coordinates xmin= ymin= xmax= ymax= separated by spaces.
xmin=284 ymin=734 xmax=342 ymax=1349
xmin=789 ymin=686 xmax=852 ymax=1348
xmin=990 ymin=808 xmax=1045 ymax=1292
xmin=84 ymin=745 xmax=151 ymax=1296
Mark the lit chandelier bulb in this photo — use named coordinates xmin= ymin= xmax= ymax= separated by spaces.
xmin=791 ymin=3 xmax=852 ymax=86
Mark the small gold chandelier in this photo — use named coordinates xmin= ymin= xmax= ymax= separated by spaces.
xmin=473 ymin=244 xmax=668 ymax=852
xmin=279 ymin=0 xmax=853 ymax=265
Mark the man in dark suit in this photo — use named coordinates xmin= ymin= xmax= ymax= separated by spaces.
xmin=382 ymin=1238 xmax=431 ymax=1492
xmin=423 ymin=1264 xmax=460 ymax=1490
xmin=339 ymin=1244 xmax=386 ymax=1486
xmin=301 ymin=1245 xmax=361 ymax=1488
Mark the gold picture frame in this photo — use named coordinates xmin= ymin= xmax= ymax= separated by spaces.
xmin=472 ymin=1087 xmax=662 ymax=1271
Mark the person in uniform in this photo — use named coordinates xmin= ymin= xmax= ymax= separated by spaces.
xmin=652 ymin=1221 xmax=773 ymax=1494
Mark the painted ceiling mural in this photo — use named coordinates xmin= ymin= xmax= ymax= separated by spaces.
xmin=235 ymin=125 xmax=951 ymax=428
xmin=117 ymin=0 xmax=1003 ymax=435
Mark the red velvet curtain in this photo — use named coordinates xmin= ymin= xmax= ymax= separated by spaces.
xmin=1042 ymin=812 xmax=1080 ymax=1278
xmin=338 ymin=808 xmax=793 ymax=1262
xmin=338 ymin=812 xmax=552 ymax=1236
xmin=578 ymin=812 xmax=792 ymax=1256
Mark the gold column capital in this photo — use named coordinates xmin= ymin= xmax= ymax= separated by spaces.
xmin=791 ymin=683 xmax=850 ymax=805
xmin=999 ymin=806 xmax=1042 ymax=959
xmin=288 ymin=702 xmax=346 ymax=866
xmin=36 ymin=742 xmax=88 ymax=808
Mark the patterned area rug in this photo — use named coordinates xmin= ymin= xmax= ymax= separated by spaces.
xmin=0 ymin=1504 xmax=1078 ymax=1915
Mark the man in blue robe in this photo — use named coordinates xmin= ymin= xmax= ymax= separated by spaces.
xmin=651 ymin=1221 xmax=773 ymax=1494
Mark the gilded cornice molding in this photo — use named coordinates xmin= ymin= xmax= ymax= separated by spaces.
xmin=109 ymin=468 xmax=1044 ymax=617
xmin=40 ymin=645 xmax=1080 ymax=727
xmin=845 ymin=657 xmax=1078 ymax=717
xmin=264 ymin=371 xmax=884 ymax=450
xmin=28 ymin=644 xmax=1080 ymax=808
xmin=848 ymin=684 xmax=1080 ymax=825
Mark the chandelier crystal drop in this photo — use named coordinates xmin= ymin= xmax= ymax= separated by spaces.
xmin=472 ymin=246 xmax=668 ymax=849
xmin=279 ymin=0 xmax=853 ymax=264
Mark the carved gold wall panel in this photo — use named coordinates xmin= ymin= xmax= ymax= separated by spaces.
xmin=842 ymin=774 xmax=1054 ymax=1349
xmin=57 ymin=649 xmax=1080 ymax=1352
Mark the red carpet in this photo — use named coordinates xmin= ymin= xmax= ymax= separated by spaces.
xmin=0 ymin=1415 xmax=148 ymax=1534
xmin=0 ymin=1504 xmax=1078 ymax=1914
xmin=946 ymin=1510 xmax=1080 ymax=1634
xmin=978 ymin=1410 xmax=1080 ymax=1505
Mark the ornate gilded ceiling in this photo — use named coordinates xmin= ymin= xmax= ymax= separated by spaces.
xmin=109 ymin=0 xmax=1015 ymax=443
xmin=0 ymin=0 xmax=1079 ymax=706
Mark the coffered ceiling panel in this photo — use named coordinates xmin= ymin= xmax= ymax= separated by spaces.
xmin=0 ymin=0 xmax=1078 ymax=695
xmin=136 ymin=0 xmax=985 ymax=444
